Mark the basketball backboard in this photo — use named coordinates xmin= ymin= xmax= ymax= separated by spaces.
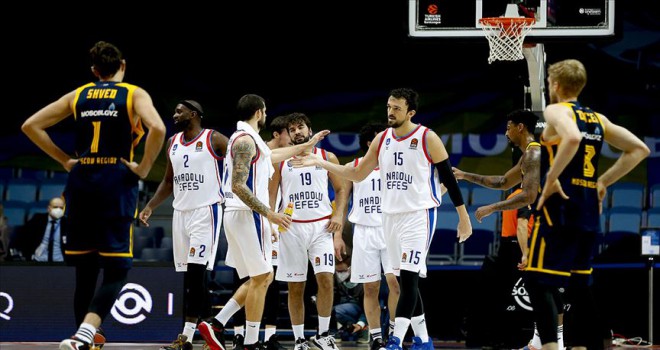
xmin=409 ymin=0 xmax=615 ymax=38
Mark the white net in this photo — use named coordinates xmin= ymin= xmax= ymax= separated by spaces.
xmin=480 ymin=18 xmax=534 ymax=64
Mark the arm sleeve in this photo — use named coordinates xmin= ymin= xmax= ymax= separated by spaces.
xmin=435 ymin=159 xmax=465 ymax=207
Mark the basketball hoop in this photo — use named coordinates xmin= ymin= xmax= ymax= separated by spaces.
xmin=479 ymin=17 xmax=535 ymax=64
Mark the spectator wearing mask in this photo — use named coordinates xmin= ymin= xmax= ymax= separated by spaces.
xmin=11 ymin=197 xmax=67 ymax=262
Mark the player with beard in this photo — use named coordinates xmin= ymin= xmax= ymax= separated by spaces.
xmin=229 ymin=115 xmax=292 ymax=350
xmin=139 ymin=100 xmax=228 ymax=350
xmin=200 ymin=95 xmax=330 ymax=350
xmin=290 ymin=88 xmax=472 ymax=350
xmin=452 ymin=110 xmax=548 ymax=349
xmin=268 ymin=112 xmax=348 ymax=350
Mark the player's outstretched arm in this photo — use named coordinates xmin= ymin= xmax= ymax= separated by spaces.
xmin=271 ymin=130 xmax=330 ymax=163
xmin=290 ymin=131 xmax=383 ymax=182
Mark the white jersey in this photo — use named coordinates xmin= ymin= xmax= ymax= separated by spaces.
xmin=169 ymin=129 xmax=223 ymax=211
xmin=223 ymin=131 xmax=271 ymax=211
xmin=348 ymin=157 xmax=382 ymax=227
xmin=279 ymin=147 xmax=333 ymax=221
xmin=377 ymin=125 xmax=442 ymax=214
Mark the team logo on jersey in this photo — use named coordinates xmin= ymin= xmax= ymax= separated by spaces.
xmin=196 ymin=141 xmax=203 ymax=152
xmin=386 ymin=138 xmax=391 ymax=145
xmin=189 ymin=247 xmax=196 ymax=257
xmin=272 ymin=250 xmax=278 ymax=260
xmin=172 ymin=144 xmax=178 ymax=151
xmin=401 ymin=252 xmax=407 ymax=263
xmin=287 ymin=160 xmax=293 ymax=168
xmin=314 ymin=256 xmax=321 ymax=266
xmin=410 ymin=138 xmax=418 ymax=150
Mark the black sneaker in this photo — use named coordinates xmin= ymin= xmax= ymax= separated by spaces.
xmin=244 ymin=342 xmax=263 ymax=350
xmin=233 ymin=334 xmax=245 ymax=350
xmin=265 ymin=335 xmax=286 ymax=350
xmin=371 ymin=338 xmax=386 ymax=350
xmin=199 ymin=319 xmax=227 ymax=350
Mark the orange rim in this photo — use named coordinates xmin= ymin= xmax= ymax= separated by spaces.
xmin=479 ymin=17 xmax=535 ymax=28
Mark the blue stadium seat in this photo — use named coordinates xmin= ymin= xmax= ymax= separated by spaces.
xmin=646 ymin=208 xmax=660 ymax=228
xmin=26 ymin=200 xmax=50 ymax=221
xmin=135 ymin=226 xmax=165 ymax=248
xmin=651 ymin=184 xmax=660 ymax=209
xmin=2 ymin=201 xmax=28 ymax=227
xmin=16 ymin=168 xmax=49 ymax=180
xmin=151 ymin=196 xmax=174 ymax=216
xmin=468 ymin=205 xmax=498 ymax=233
xmin=430 ymin=210 xmax=459 ymax=264
xmin=470 ymin=187 xmax=503 ymax=207
xmin=38 ymin=179 xmax=67 ymax=201
xmin=160 ymin=236 xmax=173 ymax=250
xmin=0 ymin=180 xmax=5 ymax=201
xmin=458 ymin=229 xmax=495 ymax=265
xmin=50 ymin=171 xmax=69 ymax=180
xmin=139 ymin=247 xmax=172 ymax=262
xmin=5 ymin=179 xmax=39 ymax=203
xmin=609 ymin=182 xmax=645 ymax=210
xmin=607 ymin=207 xmax=642 ymax=234
xmin=133 ymin=236 xmax=155 ymax=259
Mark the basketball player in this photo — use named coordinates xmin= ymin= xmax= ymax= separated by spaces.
xmin=231 ymin=115 xmax=292 ymax=350
xmin=341 ymin=122 xmax=400 ymax=350
xmin=199 ymin=95 xmax=329 ymax=350
xmin=291 ymin=88 xmax=472 ymax=350
xmin=452 ymin=109 xmax=540 ymax=261
xmin=263 ymin=115 xmax=291 ymax=350
xmin=21 ymin=41 xmax=166 ymax=350
xmin=139 ymin=100 xmax=228 ymax=350
xmin=452 ymin=110 xmax=551 ymax=348
xmin=529 ymin=59 xmax=649 ymax=350
xmin=268 ymin=112 xmax=348 ymax=350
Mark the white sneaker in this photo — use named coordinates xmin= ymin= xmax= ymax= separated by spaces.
xmin=59 ymin=337 xmax=90 ymax=350
xmin=310 ymin=332 xmax=340 ymax=350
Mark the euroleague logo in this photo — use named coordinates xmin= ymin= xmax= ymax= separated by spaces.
xmin=110 ymin=283 xmax=153 ymax=324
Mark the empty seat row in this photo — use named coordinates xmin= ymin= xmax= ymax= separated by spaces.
xmin=454 ymin=181 xmax=660 ymax=211
xmin=0 ymin=178 xmax=67 ymax=202
xmin=439 ymin=184 xmax=504 ymax=209
xmin=2 ymin=200 xmax=51 ymax=226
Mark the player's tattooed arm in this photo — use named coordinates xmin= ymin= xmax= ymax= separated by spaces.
xmin=231 ymin=137 xmax=271 ymax=217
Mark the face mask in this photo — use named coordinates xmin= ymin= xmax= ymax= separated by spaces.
xmin=336 ymin=270 xmax=350 ymax=283
xmin=50 ymin=208 xmax=64 ymax=219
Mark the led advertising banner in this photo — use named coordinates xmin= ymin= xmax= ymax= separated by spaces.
xmin=0 ymin=265 xmax=183 ymax=342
